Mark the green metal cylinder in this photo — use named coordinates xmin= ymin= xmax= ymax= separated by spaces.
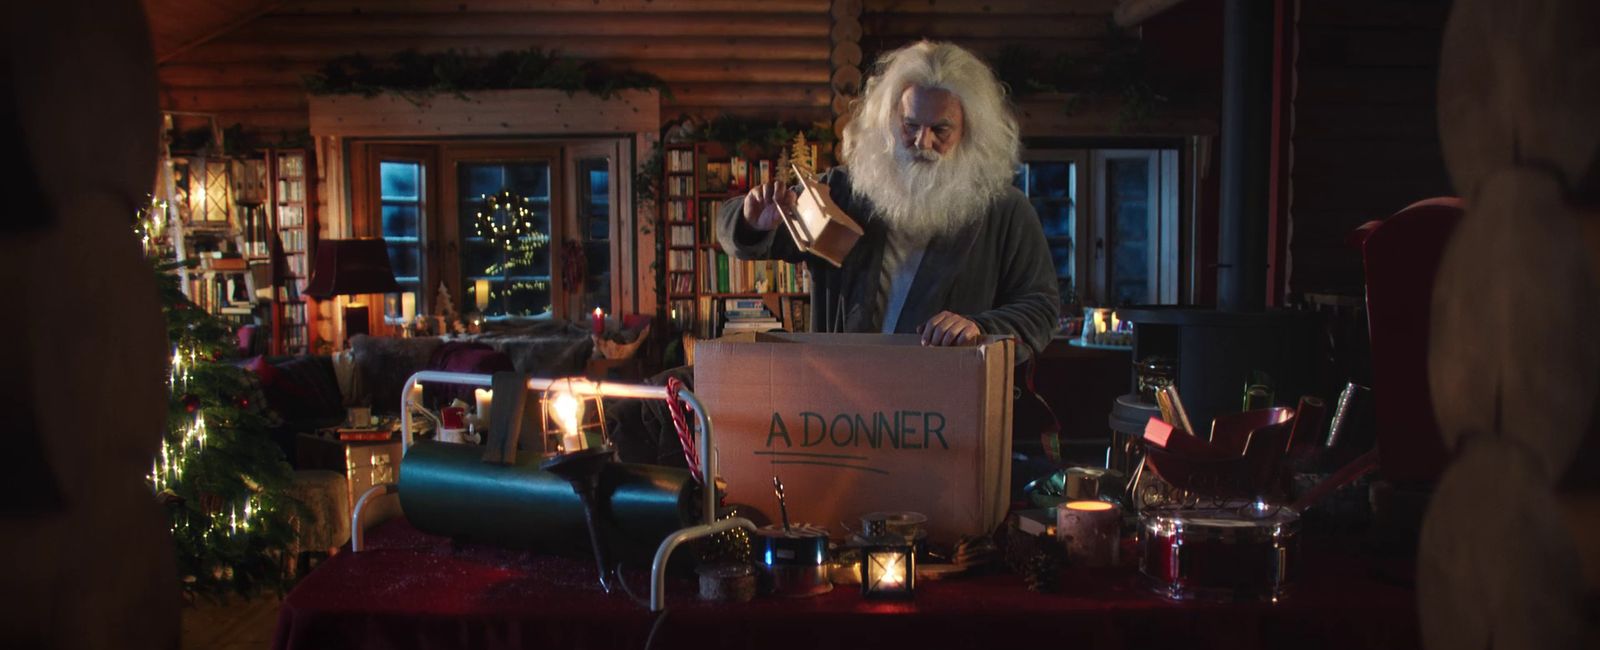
xmin=398 ymin=441 xmax=700 ymax=564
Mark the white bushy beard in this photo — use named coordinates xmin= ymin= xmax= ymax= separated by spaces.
xmin=846 ymin=140 xmax=1009 ymax=243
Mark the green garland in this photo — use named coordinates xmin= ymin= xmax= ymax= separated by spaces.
xmin=304 ymin=48 xmax=672 ymax=103
xmin=992 ymin=19 xmax=1170 ymax=127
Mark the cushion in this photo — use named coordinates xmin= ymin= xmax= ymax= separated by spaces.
xmin=426 ymin=342 xmax=514 ymax=405
xmin=350 ymin=335 xmax=443 ymax=414
xmin=243 ymin=355 xmax=342 ymax=422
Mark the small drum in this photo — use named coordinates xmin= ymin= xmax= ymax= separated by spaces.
xmin=1138 ymin=503 xmax=1300 ymax=602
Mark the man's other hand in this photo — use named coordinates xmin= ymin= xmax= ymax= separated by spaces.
xmin=742 ymin=180 xmax=795 ymax=232
xmin=918 ymin=310 xmax=981 ymax=346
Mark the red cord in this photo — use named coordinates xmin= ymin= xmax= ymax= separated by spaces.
xmin=665 ymin=377 xmax=702 ymax=484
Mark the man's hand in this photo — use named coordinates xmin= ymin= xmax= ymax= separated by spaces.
xmin=741 ymin=180 xmax=796 ymax=232
xmin=918 ymin=310 xmax=981 ymax=346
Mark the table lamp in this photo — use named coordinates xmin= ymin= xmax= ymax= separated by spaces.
xmin=304 ymin=239 xmax=401 ymax=345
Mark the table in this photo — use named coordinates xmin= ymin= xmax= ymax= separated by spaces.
xmin=274 ymin=518 xmax=1420 ymax=650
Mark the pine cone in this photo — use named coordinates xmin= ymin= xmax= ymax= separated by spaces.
xmin=1023 ymin=551 xmax=1063 ymax=593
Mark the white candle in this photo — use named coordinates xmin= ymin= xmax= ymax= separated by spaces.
xmin=401 ymin=292 xmax=417 ymax=322
xmin=474 ymin=388 xmax=493 ymax=422
xmin=409 ymin=383 xmax=424 ymax=407
xmin=552 ymin=390 xmax=584 ymax=451
xmin=475 ymin=279 xmax=490 ymax=312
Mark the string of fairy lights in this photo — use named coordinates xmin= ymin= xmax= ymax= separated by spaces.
xmin=148 ymin=337 xmax=268 ymax=538
xmin=473 ymin=189 xmax=551 ymax=251
xmin=472 ymin=189 xmax=553 ymax=315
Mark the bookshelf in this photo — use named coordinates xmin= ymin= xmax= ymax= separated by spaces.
xmin=270 ymin=149 xmax=314 ymax=355
xmin=662 ymin=142 xmax=813 ymax=339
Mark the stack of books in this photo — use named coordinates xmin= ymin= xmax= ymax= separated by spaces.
xmin=720 ymin=298 xmax=782 ymax=336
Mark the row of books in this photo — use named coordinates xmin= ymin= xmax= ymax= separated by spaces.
xmin=668 ymin=271 xmax=694 ymax=295
xmin=185 ymin=274 xmax=253 ymax=316
xmin=702 ymin=157 xmax=774 ymax=194
xmin=666 ymin=148 xmax=695 ymax=173
xmin=720 ymin=297 xmax=782 ymax=335
xmin=665 ymin=250 xmax=698 ymax=276
xmin=664 ymin=199 xmax=693 ymax=223
xmin=668 ymin=224 xmax=696 ymax=247
xmin=698 ymin=250 xmax=812 ymax=295
xmin=279 ymin=302 xmax=309 ymax=352
xmin=666 ymin=176 xmax=695 ymax=198
xmin=277 ymin=203 xmax=307 ymax=229
xmin=276 ymin=178 xmax=305 ymax=203
xmin=668 ymin=295 xmax=813 ymax=339
xmin=280 ymin=228 xmax=309 ymax=254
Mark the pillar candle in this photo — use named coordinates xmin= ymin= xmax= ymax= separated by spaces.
xmin=409 ymin=383 xmax=424 ymax=408
xmin=475 ymin=279 xmax=490 ymax=312
xmin=401 ymin=292 xmax=417 ymax=322
xmin=592 ymin=307 xmax=605 ymax=335
xmin=1056 ymin=500 xmax=1122 ymax=567
xmin=474 ymin=389 xmax=493 ymax=424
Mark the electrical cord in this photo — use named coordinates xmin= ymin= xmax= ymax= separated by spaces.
xmin=643 ymin=608 xmax=670 ymax=650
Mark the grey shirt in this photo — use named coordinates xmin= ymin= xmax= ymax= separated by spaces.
xmin=718 ymin=166 xmax=1061 ymax=363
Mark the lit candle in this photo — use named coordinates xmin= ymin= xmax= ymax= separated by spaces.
xmin=409 ymin=382 xmax=424 ymax=408
xmin=474 ymin=388 xmax=493 ymax=423
xmin=401 ymin=292 xmax=417 ymax=322
xmin=1056 ymin=500 xmax=1122 ymax=567
xmin=475 ymin=279 xmax=490 ymax=312
xmin=1110 ymin=312 xmax=1121 ymax=333
xmin=592 ymin=307 xmax=605 ymax=335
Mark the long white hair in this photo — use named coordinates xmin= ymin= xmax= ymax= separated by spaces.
xmin=842 ymin=41 xmax=1021 ymax=241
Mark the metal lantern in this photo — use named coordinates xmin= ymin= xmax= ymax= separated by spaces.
xmin=859 ymin=519 xmax=915 ymax=600
xmin=540 ymin=377 xmax=608 ymax=455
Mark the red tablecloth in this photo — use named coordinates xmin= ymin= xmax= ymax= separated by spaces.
xmin=273 ymin=517 xmax=1419 ymax=650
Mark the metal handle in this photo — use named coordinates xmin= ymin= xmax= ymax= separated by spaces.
xmin=351 ymin=482 xmax=399 ymax=553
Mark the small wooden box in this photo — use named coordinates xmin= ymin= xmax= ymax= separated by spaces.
xmin=780 ymin=172 xmax=863 ymax=267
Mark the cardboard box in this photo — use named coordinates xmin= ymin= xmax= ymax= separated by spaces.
xmin=693 ymin=333 xmax=1014 ymax=545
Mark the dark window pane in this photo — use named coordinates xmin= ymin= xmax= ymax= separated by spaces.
xmin=1030 ymin=162 xmax=1070 ymax=199
xmin=463 ymin=166 xmax=506 ymax=198
xmin=1107 ymin=158 xmax=1151 ymax=305
xmin=381 ymin=204 xmax=419 ymax=238
xmin=1050 ymin=243 xmax=1075 ymax=277
xmin=1034 ymin=200 xmax=1073 ymax=238
xmin=507 ymin=164 xmax=550 ymax=198
xmin=387 ymin=243 xmax=421 ymax=281
xmin=380 ymin=161 xmax=418 ymax=201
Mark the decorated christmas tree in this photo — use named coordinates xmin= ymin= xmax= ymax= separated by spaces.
xmin=144 ymin=235 xmax=299 ymax=598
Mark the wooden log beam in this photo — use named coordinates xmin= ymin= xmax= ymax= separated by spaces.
xmin=278 ymin=0 xmax=830 ymax=14
xmin=235 ymin=11 xmax=832 ymax=39
xmin=1113 ymin=0 xmax=1189 ymax=27
xmin=158 ymin=59 xmax=834 ymax=88
xmin=861 ymin=0 xmax=1115 ymax=15
xmin=865 ymin=14 xmax=1106 ymax=39
xmin=174 ymin=35 xmax=831 ymax=64
xmin=307 ymin=89 xmax=660 ymax=137
xmin=667 ymin=83 xmax=832 ymax=108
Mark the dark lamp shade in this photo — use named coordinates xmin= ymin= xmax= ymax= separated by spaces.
xmin=303 ymin=239 xmax=400 ymax=299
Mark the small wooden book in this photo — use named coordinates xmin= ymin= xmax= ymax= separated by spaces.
xmin=777 ymin=165 xmax=863 ymax=267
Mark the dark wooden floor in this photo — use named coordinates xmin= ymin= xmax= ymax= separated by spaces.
xmin=181 ymin=596 xmax=280 ymax=650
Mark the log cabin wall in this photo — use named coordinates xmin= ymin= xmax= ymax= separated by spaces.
xmin=1287 ymin=0 xmax=1454 ymax=296
xmin=155 ymin=0 xmax=838 ymax=131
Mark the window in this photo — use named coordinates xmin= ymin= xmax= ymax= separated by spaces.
xmin=352 ymin=139 xmax=626 ymax=324
xmin=1015 ymin=146 xmax=1184 ymax=309
xmin=457 ymin=159 xmax=555 ymax=316
xmin=380 ymin=160 xmax=425 ymax=304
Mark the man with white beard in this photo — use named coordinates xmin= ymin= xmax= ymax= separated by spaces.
xmin=719 ymin=40 xmax=1060 ymax=361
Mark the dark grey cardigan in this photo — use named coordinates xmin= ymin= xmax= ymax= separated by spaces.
xmin=717 ymin=166 xmax=1061 ymax=362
